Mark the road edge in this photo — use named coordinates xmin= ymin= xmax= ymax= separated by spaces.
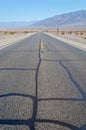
xmin=0 ymin=33 xmax=36 ymax=50
xmin=45 ymin=33 xmax=86 ymax=52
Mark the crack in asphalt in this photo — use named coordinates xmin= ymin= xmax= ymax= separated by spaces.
xmin=30 ymin=40 xmax=41 ymax=130
xmin=0 ymin=34 xmax=86 ymax=130
xmin=58 ymin=60 xmax=86 ymax=102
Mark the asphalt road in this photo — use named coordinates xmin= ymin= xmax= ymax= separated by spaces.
xmin=0 ymin=32 xmax=86 ymax=130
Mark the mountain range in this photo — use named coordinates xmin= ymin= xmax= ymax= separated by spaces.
xmin=0 ymin=21 xmax=37 ymax=29
xmin=31 ymin=10 xmax=86 ymax=28
xmin=0 ymin=10 xmax=86 ymax=29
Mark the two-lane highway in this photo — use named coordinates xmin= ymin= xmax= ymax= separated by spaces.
xmin=0 ymin=32 xmax=86 ymax=130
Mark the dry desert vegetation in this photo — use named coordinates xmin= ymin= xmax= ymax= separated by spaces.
xmin=0 ymin=30 xmax=37 ymax=48
xmin=47 ymin=28 xmax=86 ymax=44
xmin=0 ymin=29 xmax=86 ymax=49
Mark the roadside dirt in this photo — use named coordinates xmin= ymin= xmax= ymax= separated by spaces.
xmin=0 ymin=31 xmax=33 ymax=48
xmin=46 ymin=32 xmax=86 ymax=51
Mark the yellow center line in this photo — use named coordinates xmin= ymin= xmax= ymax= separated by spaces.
xmin=40 ymin=42 xmax=44 ymax=49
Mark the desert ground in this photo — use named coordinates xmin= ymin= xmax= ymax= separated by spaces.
xmin=46 ymin=28 xmax=86 ymax=51
xmin=0 ymin=28 xmax=86 ymax=50
xmin=47 ymin=28 xmax=86 ymax=43
xmin=0 ymin=30 xmax=37 ymax=48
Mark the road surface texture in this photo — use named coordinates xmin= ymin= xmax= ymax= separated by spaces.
xmin=0 ymin=32 xmax=86 ymax=130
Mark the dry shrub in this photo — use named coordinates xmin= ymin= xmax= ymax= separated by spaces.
xmin=24 ymin=31 xmax=29 ymax=33
xmin=80 ymin=32 xmax=83 ymax=35
xmin=4 ymin=32 xmax=8 ymax=35
xmin=9 ymin=32 xmax=16 ymax=35
xmin=84 ymin=36 xmax=86 ymax=39
xmin=61 ymin=31 xmax=65 ymax=35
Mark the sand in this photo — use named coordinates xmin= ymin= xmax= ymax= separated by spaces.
xmin=0 ymin=31 xmax=34 ymax=49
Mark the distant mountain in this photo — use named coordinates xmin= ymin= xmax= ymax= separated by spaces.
xmin=0 ymin=10 xmax=86 ymax=29
xmin=31 ymin=10 xmax=86 ymax=28
xmin=0 ymin=21 xmax=37 ymax=29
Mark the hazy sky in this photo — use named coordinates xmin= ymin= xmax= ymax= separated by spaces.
xmin=0 ymin=0 xmax=86 ymax=22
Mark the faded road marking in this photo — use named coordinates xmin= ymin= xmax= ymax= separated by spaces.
xmin=40 ymin=42 xmax=44 ymax=49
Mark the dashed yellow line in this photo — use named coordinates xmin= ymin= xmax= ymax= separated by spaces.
xmin=40 ymin=42 xmax=44 ymax=49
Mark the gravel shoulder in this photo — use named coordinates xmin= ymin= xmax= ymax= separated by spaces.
xmin=46 ymin=33 xmax=86 ymax=51
xmin=0 ymin=32 xmax=34 ymax=49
